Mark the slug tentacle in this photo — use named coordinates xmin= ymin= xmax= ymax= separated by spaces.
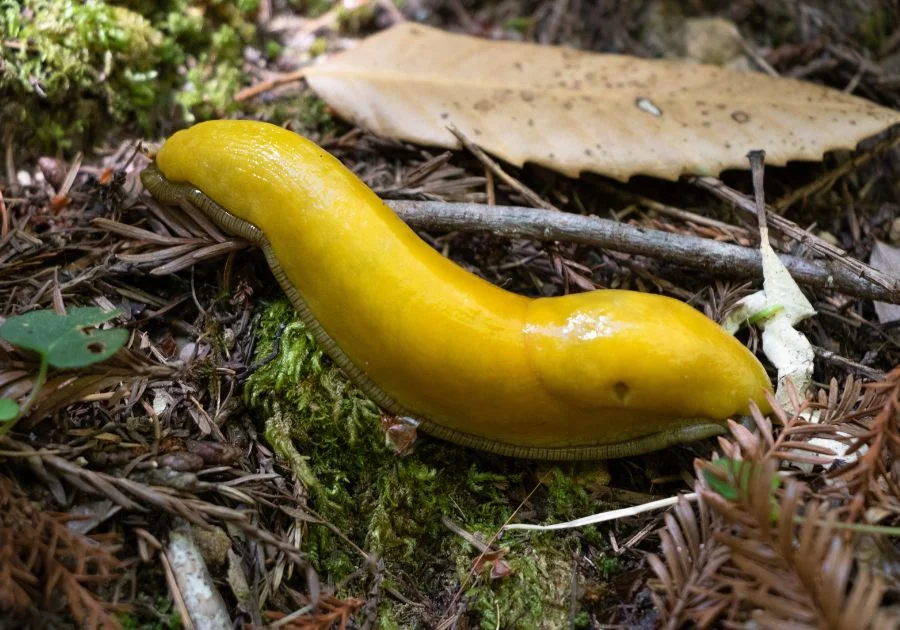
xmin=143 ymin=120 xmax=772 ymax=460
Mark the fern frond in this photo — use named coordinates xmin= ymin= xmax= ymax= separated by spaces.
xmin=650 ymin=366 xmax=900 ymax=628
xmin=0 ymin=475 xmax=127 ymax=628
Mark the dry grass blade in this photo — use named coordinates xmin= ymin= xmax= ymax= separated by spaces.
xmin=305 ymin=23 xmax=900 ymax=181
xmin=91 ymin=217 xmax=198 ymax=246
xmin=92 ymin=198 xmax=249 ymax=274
xmin=150 ymin=240 xmax=248 ymax=276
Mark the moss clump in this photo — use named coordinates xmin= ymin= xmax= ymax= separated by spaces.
xmin=288 ymin=0 xmax=334 ymax=19
xmin=455 ymin=546 xmax=574 ymax=628
xmin=243 ymin=300 xmax=617 ymax=626
xmin=504 ymin=16 xmax=536 ymax=37
xmin=244 ymin=90 xmax=346 ymax=141
xmin=285 ymin=93 xmax=343 ymax=136
xmin=1 ymin=0 xmax=259 ymax=154
xmin=2 ymin=1 xmax=159 ymax=151
xmin=855 ymin=7 xmax=893 ymax=51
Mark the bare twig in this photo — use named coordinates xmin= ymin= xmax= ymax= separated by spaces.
xmin=541 ymin=0 xmax=570 ymax=44
xmin=738 ymin=37 xmax=780 ymax=77
xmin=4 ymin=129 xmax=15 ymax=194
xmin=121 ymin=190 xmax=899 ymax=301
xmin=592 ymin=180 xmax=751 ymax=238
xmin=0 ymin=187 xmax=8 ymax=239
xmin=441 ymin=516 xmax=497 ymax=553
xmin=689 ymin=176 xmax=899 ymax=296
xmin=447 ymin=124 xmax=562 ymax=212
xmin=386 ymin=199 xmax=900 ymax=303
xmin=812 ymin=347 xmax=884 ymax=381
xmin=746 ymin=150 xmax=768 ymax=232
xmin=235 ymin=68 xmax=307 ymax=102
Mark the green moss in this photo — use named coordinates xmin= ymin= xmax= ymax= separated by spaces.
xmin=265 ymin=39 xmax=284 ymax=59
xmin=597 ymin=554 xmax=620 ymax=577
xmin=288 ymin=0 xmax=334 ymax=19
xmin=293 ymin=93 xmax=339 ymax=134
xmin=457 ymin=546 xmax=574 ymax=628
xmin=1 ymin=0 xmax=258 ymax=154
xmin=572 ymin=610 xmax=591 ymax=628
xmin=308 ymin=36 xmax=328 ymax=58
xmin=856 ymin=7 xmax=892 ymax=51
xmin=503 ymin=17 xmax=536 ymax=37
xmin=336 ymin=2 xmax=378 ymax=35
xmin=2 ymin=1 xmax=159 ymax=151
xmin=243 ymin=300 xmax=618 ymax=626
xmin=174 ymin=40 xmax=246 ymax=122
xmin=259 ymin=92 xmax=343 ymax=138
xmin=119 ymin=595 xmax=182 ymax=629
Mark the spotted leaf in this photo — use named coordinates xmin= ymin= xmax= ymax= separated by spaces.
xmin=305 ymin=24 xmax=900 ymax=181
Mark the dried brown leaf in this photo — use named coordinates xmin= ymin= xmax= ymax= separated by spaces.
xmin=305 ymin=24 xmax=900 ymax=181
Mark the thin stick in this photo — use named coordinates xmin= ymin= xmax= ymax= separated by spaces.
xmin=747 ymin=150 xmax=768 ymax=234
xmin=235 ymin=68 xmax=307 ymax=102
xmin=0 ymin=187 xmax=7 ymax=239
xmin=592 ymin=180 xmax=751 ymax=238
xmin=447 ymin=124 xmax=562 ymax=212
xmin=4 ymin=129 xmax=16 ymax=194
xmin=812 ymin=347 xmax=884 ymax=381
xmin=738 ymin=37 xmax=780 ymax=77
xmin=689 ymin=175 xmax=899 ymax=294
xmin=386 ymin=199 xmax=900 ymax=303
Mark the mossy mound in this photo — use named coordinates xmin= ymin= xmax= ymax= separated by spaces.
xmin=1 ymin=0 xmax=257 ymax=154
xmin=243 ymin=300 xmax=619 ymax=627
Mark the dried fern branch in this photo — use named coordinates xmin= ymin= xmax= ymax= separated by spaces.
xmin=646 ymin=492 xmax=731 ymax=629
xmin=0 ymin=475 xmax=128 ymax=629
xmin=829 ymin=367 xmax=900 ymax=515
xmin=650 ymin=369 xmax=900 ymax=629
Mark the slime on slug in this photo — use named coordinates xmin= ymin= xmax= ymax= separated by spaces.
xmin=142 ymin=120 xmax=772 ymax=461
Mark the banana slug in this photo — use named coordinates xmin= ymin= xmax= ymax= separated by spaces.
xmin=142 ymin=120 xmax=772 ymax=460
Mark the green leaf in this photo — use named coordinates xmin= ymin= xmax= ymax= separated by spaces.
xmin=748 ymin=304 xmax=785 ymax=326
xmin=703 ymin=458 xmax=740 ymax=501
xmin=0 ymin=398 xmax=19 ymax=422
xmin=0 ymin=307 xmax=127 ymax=368
xmin=703 ymin=458 xmax=781 ymax=503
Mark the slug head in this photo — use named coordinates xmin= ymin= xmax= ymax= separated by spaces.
xmin=524 ymin=290 xmax=772 ymax=421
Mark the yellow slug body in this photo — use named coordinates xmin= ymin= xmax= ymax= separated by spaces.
xmin=146 ymin=120 xmax=772 ymax=460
